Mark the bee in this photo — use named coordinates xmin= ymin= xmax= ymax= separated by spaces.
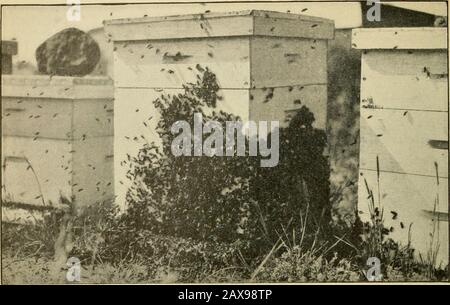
xmin=390 ymin=211 xmax=398 ymax=220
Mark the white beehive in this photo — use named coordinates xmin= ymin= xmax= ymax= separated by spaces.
xmin=353 ymin=28 xmax=448 ymax=266
xmin=105 ymin=10 xmax=334 ymax=207
xmin=1 ymin=75 xmax=114 ymax=222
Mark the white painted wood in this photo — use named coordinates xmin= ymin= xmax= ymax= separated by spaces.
xmin=72 ymin=136 xmax=114 ymax=208
xmin=1 ymin=135 xmax=114 ymax=211
xmin=2 ymin=97 xmax=114 ymax=139
xmin=252 ymin=14 xmax=334 ymax=39
xmin=113 ymin=38 xmax=251 ymax=89
xmin=105 ymin=15 xmax=254 ymax=41
xmin=360 ymin=109 xmax=448 ymax=178
xmin=250 ymin=37 xmax=328 ymax=88
xmin=114 ymin=36 xmax=329 ymax=90
xmin=2 ymin=97 xmax=73 ymax=139
xmin=360 ymin=50 xmax=448 ymax=112
xmin=114 ymin=88 xmax=162 ymax=207
xmin=104 ymin=10 xmax=334 ymax=41
xmin=352 ymin=28 xmax=448 ymax=50
xmin=1 ymin=75 xmax=115 ymax=218
xmin=2 ymin=75 xmax=114 ymax=140
xmin=2 ymin=136 xmax=73 ymax=206
xmin=72 ymin=99 xmax=114 ymax=139
xmin=1 ymin=75 xmax=114 ymax=99
xmin=359 ymin=169 xmax=448 ymax=267
xmin=249 ymin=84 xmax=327 ymax=129
xmin=356 ymin=29 xmax=449 ymax=267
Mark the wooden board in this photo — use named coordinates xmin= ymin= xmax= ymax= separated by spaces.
xmin=360 ymin=109 xmax=448 ymax=178
xmin=250 ymin=37 xmax=327 ymax=88
xmin=72 ymin=136 xmax=114 ymax=208
xmin=2 ymin=136 xmax=73 ymax=206
xmin=1 ymin=135 xmax=114 ymax=208
xmin=72 ymin=99 xmax=114 ymax=139
xmin=358 ymin=169 xmax=448 ymax=266
xmin=113 ymin=38 xmax=251 ymax=89
xmin=105 ymin=14 xmax=255 ymax=41
xmin=104 ymin=10 xmax=333 ymax=41
xmin=2 ymin=97 xmax=114 ymax=139
xmin=361 ymin=50 xmax=448 ymax=112
xmin=352 ymin=28 xmax=448 ymax=50
xmin=253 ymin=14 xmax=334 ymax=39
xmin=1 ymin=75 xmax=114 ymax=99
xmin=2 ymin=97 xmax=73 ymax=139
xmin=249 ymin=84 xmax=327 ymax=129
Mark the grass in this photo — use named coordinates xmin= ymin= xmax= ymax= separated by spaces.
xmin=0 ymin=234 xmax=446 ymax=284
xmin=2 ymin=201 xmax=447 ymax=284
xmin=1 ymin=157 xmax=448 ymax=284
xmin=356 ymin=157 xmax=448 ymax=281
xmin=418 ymin=162 xmax=445 ymax=277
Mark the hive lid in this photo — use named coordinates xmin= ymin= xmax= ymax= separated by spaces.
xmin=1 ymin=75 xmax=114 ymax=99
xmin=104 ymin=10 xmax=334 ymax=41
xmin=352 ymin=27 xmax=448 ymax=50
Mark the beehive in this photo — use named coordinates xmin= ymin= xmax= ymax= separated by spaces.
xmin=1 ymin=75 xmax=114 ymax=222
xmin=104 ymin=10 xmax=334 ymax=207
xmin=353 ymin=28 xmax=448 ymax=266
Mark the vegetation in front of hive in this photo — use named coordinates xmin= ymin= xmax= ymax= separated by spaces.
xmin=352 ymin=158 xmax=448 ymax=281
xmin=1 ymin=68 xmax=448 ymax=284
xmin=122 ymin=65 xmax=331 ymax=263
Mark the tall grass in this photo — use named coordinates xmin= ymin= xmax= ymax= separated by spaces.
xmin=358 ymin=157 xmax=448 ymax=280
xmin=251 ymin=184 xmax=361 ymax=282
xmin=418 ymin=162 xmax=443 ymax=278
xmin=2 ymin=156 xmax=448 ymax=283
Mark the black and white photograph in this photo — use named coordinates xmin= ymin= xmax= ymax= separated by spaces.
xmin=0 ymin=0 xmax=448 ymax=286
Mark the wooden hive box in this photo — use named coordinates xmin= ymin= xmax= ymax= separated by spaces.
xmin=104 ymin=10 xmax=334 ymax=206
xmin=1 ymin=75 xmax=115 ymax=222
xmin=353 ymin=28 xmax=448 ymax=266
